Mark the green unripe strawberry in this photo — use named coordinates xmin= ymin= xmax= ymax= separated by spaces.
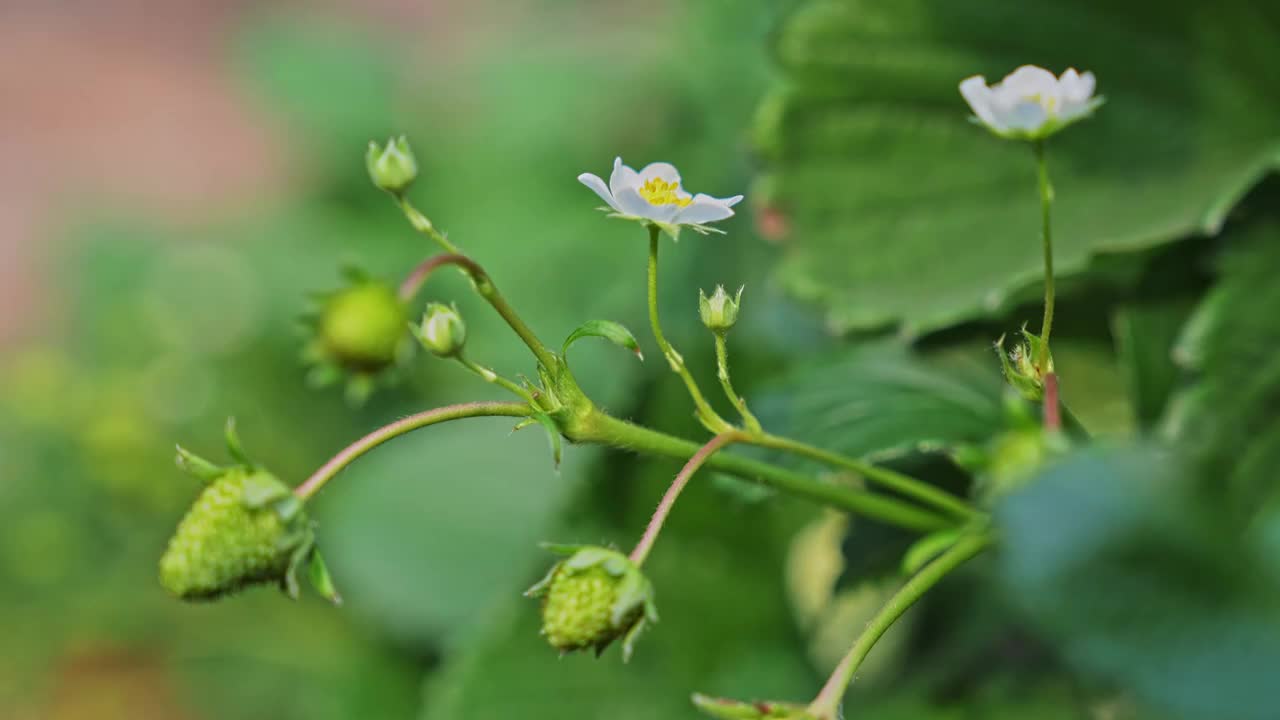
xmin=159 ymin=421 xmax=342 ymax=605
xmin=319 ymin=281 xmax=408 ymax=372
xmin=525 ymin=545 xmax=657 ymax=661
xmin=160 ymin=468 xmax=306 ymax=600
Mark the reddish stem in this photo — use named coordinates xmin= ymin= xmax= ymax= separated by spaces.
xmin=629 ymin=432 xmax=742 ymax=565
xmin=397 ymin=253 xmax=486 ymax=302
xmin=1043 ymin=372 xmax=1061 ymax=432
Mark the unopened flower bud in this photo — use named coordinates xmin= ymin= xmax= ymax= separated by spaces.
xmin=699 ymin=285 xmax=743 ymax=333
xmin=413 ymin=302 xmax=467 ymax=358
xmin=525 ymin=545 xmax=658 ymax=661
xmin=159 ymin=467 xmax=306 ymax=600
xmin=319 ymin=281 xmax=408 ymax=372
xmin=996 ymin=326 xmax=1054 ymax=401
xmin=692 ymin=694 xmax=815 ymax=719
xmin=366 ymin=135 xmax=418 ymax=194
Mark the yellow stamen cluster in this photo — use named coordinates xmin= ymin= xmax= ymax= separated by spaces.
xmin=639 ymin=177 xmax=693 ymax=207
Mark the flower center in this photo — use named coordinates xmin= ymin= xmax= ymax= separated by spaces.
xmin=638 ymin=177 xmax=692 ymax=207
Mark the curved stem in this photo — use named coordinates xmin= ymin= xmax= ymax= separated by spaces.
xmin=753 ymin=433 xmax=981 ymax=522
xmin=646 ymin=225 xmax=732 ymax=433
xmin=580 ymin=411 xmax=952 ymax=532
xmin=457 ymin=355 xmax=536 ymax=404
xmin=395 ymin=253 xmax=560 ymax=373
xmin=293 ymin=401 xmax=531 ymax=501
xmin=1033 ymin=140 xmax=1055 ymax=371
xmin=714 ymin=334 xmax=762 ymax=433
xmin=807 ymin=532 xmax=992 ymax=719
xmin=630 ymin=432 xmax=742 ymax=566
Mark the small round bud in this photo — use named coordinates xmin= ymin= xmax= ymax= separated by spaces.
xmin=366 ymin=135 xmax=418 ymax=193
xmin=699 ymin=285 xmax=743 ymax=333
xmin=159 ymin=468 xmax=306 ymax=600
xmin=414 ymin=302 xmax=467 ymax=358
xmin=319 ymin=281 xmax=408 ymax=372
xmin=525 ymin=545 xmax=657 ymax=661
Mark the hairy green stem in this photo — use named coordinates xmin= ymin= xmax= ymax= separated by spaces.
xmin=646 ymin=225 xmax=731 ymax=433
xmin=807 ymin=532 xmax=992 ymax=719
xmin=1033 ymin=140 xmax=1055 ymax=370
xmin=630 ymin=432 xmax=741 ymax=566
xmin=753 ymin=433 xmax=981 ymax=522
xmin=395 ymin=252 xmax=561 ymax=373
xmin=293 ymin=401 xmax=533 ymax=501
xmin=579 ymin=411 xmax=951 ymax=532
xmin=714 ymin=334 xmax=762 ymax=433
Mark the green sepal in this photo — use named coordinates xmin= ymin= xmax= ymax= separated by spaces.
xmin=528 ymin=412 xmax=563 ymax=471
xmin=239 ymin=472 xmax=293 ymax=509
xmin=539 ymin=541 xmax=588 ymax=557
xmin=902 ymin=529 xmax=961 ymax=575
xmin=562 ymin=320 xmax=644 ymax=362
xmin=224 ymin=417 xmax=252 ymax=467
xmin=175 ymin=445 xmax=225 ymax=483
xmin=281 ymin=529 xmax=315 ymax=600
xmin=308 ymin=547 xmax=343 ymax=606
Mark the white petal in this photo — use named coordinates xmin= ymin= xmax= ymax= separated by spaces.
xmin=1062 ymin=70 xmax=1096 ymax=103
xmin=578 ymin=173 xmax=621 ymax=212
xmin=674 ymin=194 xmax=737 ymax=225
xmin=609 ymin=157 xmax=641 ymax=196
xmin=638 ymin=162 xmax=681 ymax=184
xmin=999 ymin=65 xmax=1057 ymax=97
xmin=959 ymin=75 xmax=1001 ymax=129
xmin=613 ymin=186 xmax=660 ymax=220
xmin=996 ymin=102 xmax=1048 ymax=132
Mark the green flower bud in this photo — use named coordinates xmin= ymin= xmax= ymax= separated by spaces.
xmin=525 ymin=545 xmax=658 ymax=662
xmin=413 ymin=302 xmax=467 ymax=358
xmin=692 ymin=694 xmax=815 ymax=719
xmin=699 ymin=285 xmax=743 ymax=333
xmin=319 ymin=281 xmax=409 ymax=372
xmin=996 ymin=325 xmax=1054 ymax=401
xmin=365 ymin=135 xmax=418 ymax=194
xmin=159 ymin=467 xmax=307 ymax=600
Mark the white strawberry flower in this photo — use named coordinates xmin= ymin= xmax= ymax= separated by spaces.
xmin=578 ymin=158 xmax=744 ymax=238
xmin=959 ymin=65 xmax=1102 ymax=141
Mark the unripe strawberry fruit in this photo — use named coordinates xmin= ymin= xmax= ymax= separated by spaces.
xmin=526 ymin=545 xmax=657 ymax=661
xmin=159 ymin=468 xmax=305 ymax=600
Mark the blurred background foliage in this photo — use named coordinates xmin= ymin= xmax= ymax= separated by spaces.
xmin=1 ymin=0 xmax=1277 ymax=718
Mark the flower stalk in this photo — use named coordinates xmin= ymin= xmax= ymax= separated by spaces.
xmin=647 ymin=225 xmax=733 ymax=433
xmin=1034 ymin=139 xmax=1055 ymax=370
xmin=713 ymin=332 xmax=762 ymax=433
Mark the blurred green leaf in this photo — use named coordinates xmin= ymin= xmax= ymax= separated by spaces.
xmin=1112 ymin=299 xmax=1195 ymax=430
xmin=1166 ymin=220 xmax=1280 ymax=515
xmin=997 ymin=446 xmax=1280 ymax=720
xmin=755 ymin=341 xmax=1004 ymax=462
xmin=758 ymin=0 xmax=1280 ymax=333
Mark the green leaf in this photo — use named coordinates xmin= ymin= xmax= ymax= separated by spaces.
xmin=1112 ymin=299 xmax=1196 ymax=430
xmin=1166 ymin=220 xmax=1280 ymax=515
xmin=996 ymin=446 xmax=1280 ymax=720
xmin=759 ymin=0 xmax=1280 ymax=333
xmin=223 ymin=417 xmax=251 ymax=466
xmin=562 ymin=319 xmax=645 ymax=363
xmin=756 ymin=341 xmax=1004 ymax=463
